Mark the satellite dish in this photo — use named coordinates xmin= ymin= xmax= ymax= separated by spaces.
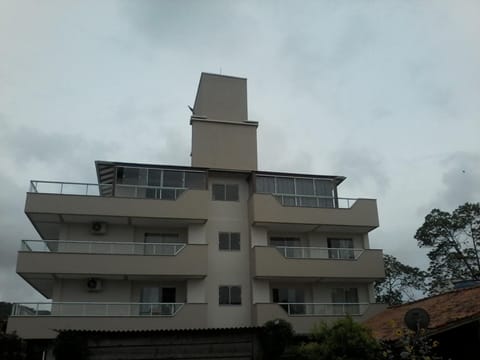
xmin=404 ymin=307 xmax=430 ymax=331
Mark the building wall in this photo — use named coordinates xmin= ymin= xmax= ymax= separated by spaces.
xmin=205 ymin=174 xmax=252 ymax=327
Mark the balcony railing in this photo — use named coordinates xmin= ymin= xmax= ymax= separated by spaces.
xmin=273 ymin=194 xmax=357 ymax=209
xmin=11 ymin=302 xmax=184 ymax=317
xmin=21 ymin=240 xmax=186 ymax=256
xmin=275 ymin=246 xmax=364 ymax=260
xmin=278 ymin=302 xmax=369 ymax=316
xmin=29 ymin=180 xmax=187 ymax=200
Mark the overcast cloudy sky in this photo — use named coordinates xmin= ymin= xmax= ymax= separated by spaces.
xmin=1 ymin=0 xmax=479 ymax=302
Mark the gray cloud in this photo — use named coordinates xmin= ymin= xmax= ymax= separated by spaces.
xmin=333 ymin=148 xmax=389 ymax=195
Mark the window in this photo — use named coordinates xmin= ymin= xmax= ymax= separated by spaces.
xmin=144 ymin=233 xmax=182 ymax=255
xmin=327 ymin=238 xmax=354 ymax=259
xmin=331 ymin=287 xmax=359 ymax=315
xmin=255 ymin=175 xmax=335 ymax=208
xmin=272 ymin=287 xmax=305 ymax=314
xmin=140 ymin=287 xmax=176 ymax=315
xmin=212 ymin=184 xmax=239 ymax=201
xmin=115 ymin=166 xmax=206 ymax=199
xmin=219 ymin=232 xmax=240 ymax=251
xmin=270 ymin=237 xmax=302 ymax=257
xmin=219 ymin=286 xmax=241 ymax=305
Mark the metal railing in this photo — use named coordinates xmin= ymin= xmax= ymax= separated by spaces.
xmin=11 ymin=302 xmax=184 ymax=317
xmin=273 ymin=194 xmax=357 ymax=209
xmin=278 ymin=302 xmax=369 ymax=316
xmin=29 ymin=180 xmax=187 ymax=200
xmin=275 ymin=246 xmax=363 ymax=260
xmin=29 ymin=180 xmax=112 ymax=196
xmin=21 ymin=240 xmax=186 ymax=256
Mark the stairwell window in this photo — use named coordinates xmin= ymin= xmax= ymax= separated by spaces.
xmin=212 ymin=184 xmax=239 ymax=201
xmin=219 ymin=286 xmax=241 ymax=305
xmin=219 ymin=232 xmax=240 ymax=251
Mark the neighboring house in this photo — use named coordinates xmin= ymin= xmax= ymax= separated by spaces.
xmin=364 ymin=285 xmax=480 ymax=360
xmin=7 ymin=73 xmax=385 ymax=347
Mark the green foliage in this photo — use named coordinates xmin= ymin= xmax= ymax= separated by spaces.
xmin=375 ymin=254 xmax=427 ymax=305
xmin=381 ymin=320 xmax=443 ymax=360
xmin=260 ymin=319 xmax=294 ymax=360
xmin=0 ymin=331 xmax=26 ymax=360
xmin=298 ymin=316 xmax=381 ymax=360
xmin=53 ymin=332 xmax=89 ymax=360
xmin=415 ymin=202 xmax=480 ymax=294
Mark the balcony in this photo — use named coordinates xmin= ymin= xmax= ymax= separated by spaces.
xmin=252 ymin=246 xmax=385 ymax=280
xmin=249 ymin=193 xmax=379 ymax=232
xmin=26 ymin=181 xmax=209 ymax=239
xmin=254 ymin=303 xmax=386 ymax=334
xmin=17 ymin=240 xmax=208 ymax=297
xmin=7 ymin=302 xmax=208 ymax=339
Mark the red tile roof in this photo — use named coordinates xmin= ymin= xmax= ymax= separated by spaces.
xmin=364 ymin=286 xmax=480 ymax=340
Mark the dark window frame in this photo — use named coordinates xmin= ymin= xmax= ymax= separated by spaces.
xmin=218 ymin=285 xmax=242 ymax=305
xmin=212 ymin=183 xmax=239 ymax=201
xmin=219 ymin=232 xmax=241 ymax=251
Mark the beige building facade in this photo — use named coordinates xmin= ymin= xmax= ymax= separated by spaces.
xmin=8 ymin=73 xmax=385 ymax=340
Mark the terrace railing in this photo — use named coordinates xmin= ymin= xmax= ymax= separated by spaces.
xmin=275 ymin=246 xmax=363 ymax=260
xmin=29 ymin=180 xmax=187 ymax=200
xmin=278 ymin=302 xmax=369 ymax=316
xmin=11 ymin=302 xmax=184 ymax=317
xmin=21 ymin=240 xmax=186 ymax=256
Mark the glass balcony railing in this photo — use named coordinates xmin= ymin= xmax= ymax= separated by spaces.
xmin=11 ymin=302 xmax=184 ymax=317
xmin=278 ymin=302 xmax=369 ymax=316
xmin=272 ymin=194 xmax=357 ymax=209
xmin=21 ymin=240 xmax=186 ymax=256
xmin=29 ymin=180 xmax=190 ymax=200
xmin=275 ymin=246 xmax=364 ymax=260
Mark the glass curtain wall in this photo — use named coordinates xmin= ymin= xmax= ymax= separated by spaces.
xmin=115 ymin=167 xmax=206 ymax=199
xmin=256 ymin=175 xmax=335 ymax=208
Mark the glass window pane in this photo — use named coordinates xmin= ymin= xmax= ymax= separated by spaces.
xmin=315 ymin=179 xmax=333 ymax=197
xmin=282 ymin=196 xmax=296 ymax=206
xmin=299 ymin=196 xmax=317 ymax=207
xmin=230 ymin=233 xmax=240 ymax=250
xmin=256 ymin=176 xmax=275 ymax=193
xmin=345 ymin=288 xmax=359 ymax=303
xmin=148 ymin=169 xmax=162 ymax=186
xmin=212 ymin=184 xmax=225 ymax=200
xmin=276 ymin=177 xmax=295 ymax=194
xmin=230 ymin=286 xmax=241 ymax=305
xmin=163 ymin=171 xmax=183 ymax=187
xmin=122 ymin=168 xmax=139 ymax=185
xmin=296 ymin=178 xmax=314 ymax=195
xmin=219 ymin=233 xmax=230 ymax=250
xmin=161 ymin=188 xmax=176 ymax=200
xmin=226 ymin=184 xmax=239 ymax=201
xmin=185 ymin=172 xmax=206 ymax=189
xmin=219 ymin=286 xmax=229 ymax=304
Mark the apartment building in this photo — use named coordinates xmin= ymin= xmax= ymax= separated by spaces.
xmin=8 ymin=73 xmax=385 ymax=342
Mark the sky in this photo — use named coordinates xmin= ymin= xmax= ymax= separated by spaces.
xmin=0 ymin=0 xmax=479 ymax=302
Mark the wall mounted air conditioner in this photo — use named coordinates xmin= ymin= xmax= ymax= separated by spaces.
xmin=91 ymin=222 xmax=107 ymax=235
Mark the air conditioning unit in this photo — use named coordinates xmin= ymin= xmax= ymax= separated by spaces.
xmin=87 ymin=278 xmax=102 ymax=292
xmin=91 ymin=222 xmax=107 ymax=235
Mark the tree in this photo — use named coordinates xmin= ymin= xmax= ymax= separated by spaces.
xmin=260 ymin=319 xmax=294 ymax=360
xmin=375 ymin=254 xmax=427 ymax=305
xmin=53 ymin=332 xmax=89 ymax=360
xmin=0 ymin=331 xmax=26 ymax=360
xmin=298 ymin=316 xmax=381 ymax=360
xmin=415 ymin=202 xmax=480 ymax=294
